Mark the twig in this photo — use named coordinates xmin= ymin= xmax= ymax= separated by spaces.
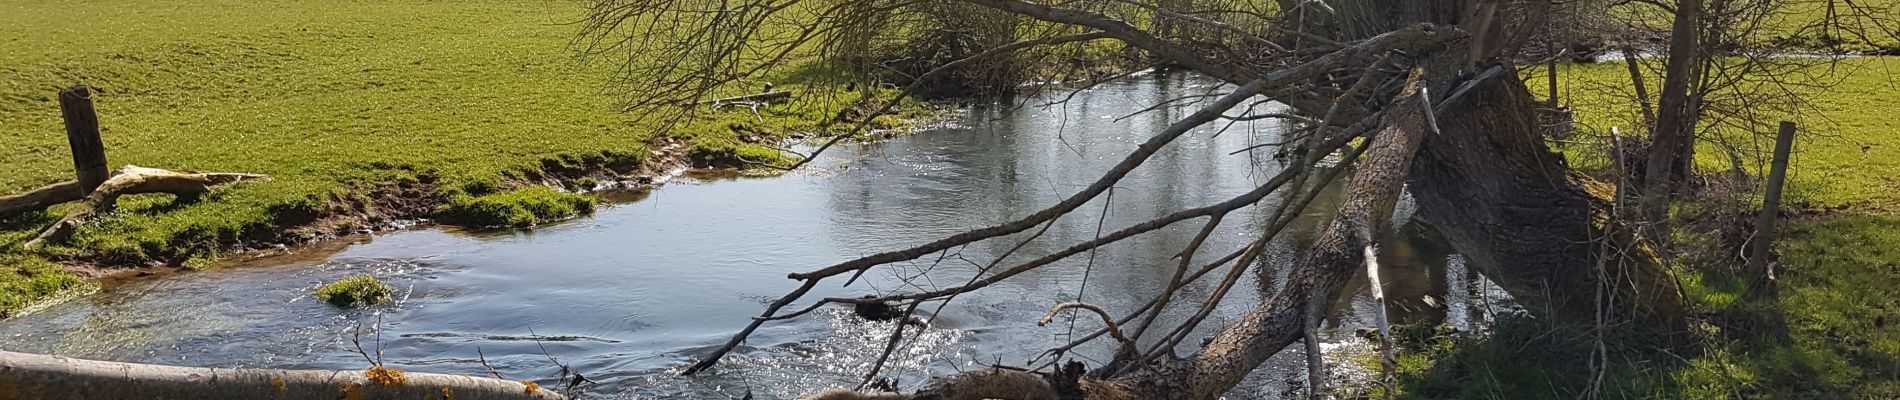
xmin=374 ymin=313 xmax=385 ymax=367
xmin=1129 ymin=212 xmax=1226 ymax=341
xmin=476 ymin=347 xmax=507 ymax=380
xmin=1364 ymin=245 xmax=1395 ymax=400
xmin=855 ymin=301 xmax=923 ymax=390
xmin=350 ymin=322 xmax=377 ymax=367
xmin=1303 ymin=286 xmax=1328 ymax=399
xmin=527 ymin=326 xmax=574 ymax=387
xmin=1038 ymin=302 xmax=1138 ymax=359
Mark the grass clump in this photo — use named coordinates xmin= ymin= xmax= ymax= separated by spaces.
xmin=437 ymin=186 xmax=594 ymax=228
xmin=315 ymin=274 xmax=392 ymax=308
xmin=688 ymin=139 xmax=793 ymax=169
xmin=0 ymin=255 xmax=92 ymax=317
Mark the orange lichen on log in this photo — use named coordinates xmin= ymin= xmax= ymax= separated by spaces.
xmin=365 ymin=366 xmax=408 ymax=386
xmin=338 ymin=382 xmax=367 ymax=400
xmin=521 ymin=380 xmax=539 ymax=394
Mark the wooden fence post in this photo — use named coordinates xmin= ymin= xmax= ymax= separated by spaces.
xmin=59 ymin=85 xmax=109 ymax=196
xmin=1748 ymin=121 xmax=1796 ymax=298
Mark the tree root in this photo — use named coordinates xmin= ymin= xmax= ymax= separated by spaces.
xmin=17 ymin=165 xmax=264 ymax=250
xmin=0 ymin=350 xmax=563 ymax=400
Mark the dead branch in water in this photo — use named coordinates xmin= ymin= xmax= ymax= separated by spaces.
xmin=1039 ymin=302 xmax=1138 ymax=359
xmin=781 ymin=66 xmax=1434 ymax=400
xmin=0 ymin=350 xmax=563 ymax=400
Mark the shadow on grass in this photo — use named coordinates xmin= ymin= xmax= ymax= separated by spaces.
xmin=0 ymin=210 xmax=60 ymax=249
xmin=1388 ymin=275 xmax=1894 ymax=399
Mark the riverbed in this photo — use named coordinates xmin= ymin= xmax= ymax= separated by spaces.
xmin=0 ymin=74 xmax=1511 ymax=399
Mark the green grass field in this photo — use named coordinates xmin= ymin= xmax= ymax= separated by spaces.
xmin=0 ymin=0 xmax=878 ymax=314
xmin=1545 ymin=57 xmax=1900 ymax=211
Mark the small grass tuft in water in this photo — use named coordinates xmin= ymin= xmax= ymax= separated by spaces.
xmin=181 ymin=250 xmax=220 ymax=271
xmin=316 ymin=275 xmax=392 ymax=308
xmin=436 ymin=186 xmax=595 ymax=228
xmin=571 ymin=177 xmax=600 ymax=191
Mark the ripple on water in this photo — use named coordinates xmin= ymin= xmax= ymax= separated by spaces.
xmin=606 ymin=309 xmax=971 ymax=400
xmin=0 ymin=258 xmax=444 ymax=368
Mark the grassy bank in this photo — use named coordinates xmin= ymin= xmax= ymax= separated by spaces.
xmin=0 ymin=0 xmax=903 ymax=315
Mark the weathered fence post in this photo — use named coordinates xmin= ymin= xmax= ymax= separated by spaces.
xmin=1546 ymin=46 xmax=1559 ymax=108
xmin=1748 ymin=121 xmax=1796 ymax=298
xmin=59 ymin=85 xmax=109 ymax=196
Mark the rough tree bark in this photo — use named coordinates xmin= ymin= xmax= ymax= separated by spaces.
xmin=1642 ymin=0 xmax=1705 ymax=223
xmin=0 ymin=350 xmax=563 ymax=400
xmin=1309 ymin=0 xmax=1688 ymax=326
xmin=1410 ymin=71 xmax=1686 ymax=327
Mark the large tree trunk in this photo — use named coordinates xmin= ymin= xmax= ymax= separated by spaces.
xmin=1410 ymin=73 xmax=1687 ymax=327
xmin=1304 ymin=0 xmax=1688 ymax=327
xmin=1642 ymin=0 xmax=1706 ymax=223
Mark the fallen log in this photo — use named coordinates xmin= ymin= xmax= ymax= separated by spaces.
xmin=0 ymin=350 xmax=564 ymax=400
xmin=21 ymin=165 xmax=264 ymax=250
xmin=0 ymin=180 xmax=86 ymax=217
xmin=691 ymin=90 xmax=792 ymax=107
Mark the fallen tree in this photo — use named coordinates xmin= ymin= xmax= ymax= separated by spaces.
xmin=0 ymin=350 xmax=563 ymax=400
xmin=10 ymin=165 xmax=263 ymax=250
xmin=567 ymin=0 xmax=1712 ymax=398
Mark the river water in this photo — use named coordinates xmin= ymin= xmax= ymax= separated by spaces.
xmin=0 ymin=74 xmax=1509 ymax=399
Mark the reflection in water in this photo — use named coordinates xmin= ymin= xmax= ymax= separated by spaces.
xmin=0 ymin=74 xmax=1511 ymax=399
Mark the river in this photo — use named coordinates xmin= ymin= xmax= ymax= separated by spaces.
xmin=0 ymin=73 xmax=1511 ymax=399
